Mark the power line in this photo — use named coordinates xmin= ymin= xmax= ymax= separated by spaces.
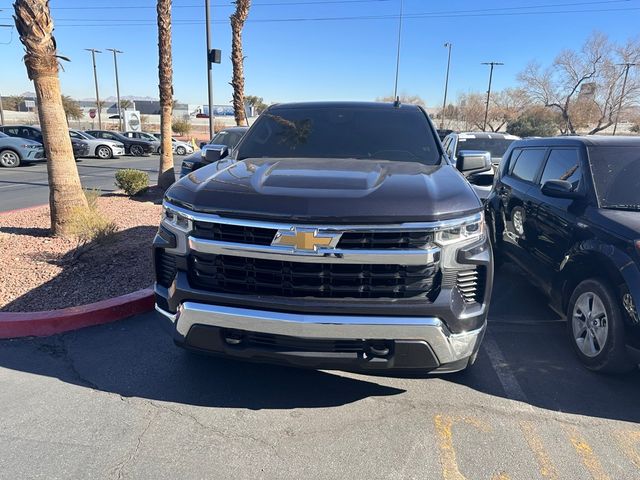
xmin=13 ymin=4 xmax=638 ymax=27
xmin=25 ymin=7 xmax=640 ymax=28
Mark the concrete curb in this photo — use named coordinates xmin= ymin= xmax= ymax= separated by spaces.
xmin=0 ymin=288 xmax=154 ymax=339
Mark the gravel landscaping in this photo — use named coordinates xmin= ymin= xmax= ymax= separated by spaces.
xmin=0 ymin=194 xmax=163 ymax=312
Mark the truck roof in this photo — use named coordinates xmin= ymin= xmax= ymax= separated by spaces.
xmin=513 ymin=135 xmax=640 ymax=148
xmin=268 ymin=101 xmax=422 ymax=111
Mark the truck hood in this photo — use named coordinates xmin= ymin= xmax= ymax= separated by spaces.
xmin=166 ymin=158 xmax=482 ymax=223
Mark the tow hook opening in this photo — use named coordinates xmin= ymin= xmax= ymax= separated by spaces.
xmin=223 ymin=330 xmax=245 ymax=346
xmin=363 ymin=341 xmax=392 ymax=359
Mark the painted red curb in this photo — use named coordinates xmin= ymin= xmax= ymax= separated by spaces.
xmin=0 ymin=288 xmax=154 ymax=339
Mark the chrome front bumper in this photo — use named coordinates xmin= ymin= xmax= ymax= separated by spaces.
xmin=156 ymin=301 xmax=486 ymax=370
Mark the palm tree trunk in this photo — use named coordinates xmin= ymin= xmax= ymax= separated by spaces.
xmin=156 ymin=0 xmax=175 ymax=192
xmin=14 ymin=0 xmax=88 ymax=236
xmin=230 ymin=0 xmax=251 ymax=126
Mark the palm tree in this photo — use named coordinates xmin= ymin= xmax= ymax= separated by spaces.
xmin=14 ymin=0 xmax=87 ymax=235
xmin=230 ymin=0 xmax=251 ymax=126
xmin=156 ymin=0 xmax=175 ymax=191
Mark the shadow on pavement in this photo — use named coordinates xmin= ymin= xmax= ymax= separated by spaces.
xmin=0 ymin=315 xmax=405 ymax=409
xmin=0 ymin=263 xmax=638 ymax=417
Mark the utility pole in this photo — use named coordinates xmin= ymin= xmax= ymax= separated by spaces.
xmin=205 ymin=0 xmax=215 ymax=140
xmin=441 ymin=42 xmax=452 ymax=129
xmin=0 ymin=21 xmax=10 ymax=125
xmin=106 ymin=48 xmax=124 ymax=131
xmin=393 ymin=0 xmax=404 ymax=100
xmin=613 ymin=62 xmax=637 ymax=136
xmin=481 ymin=61 xmax=503 ymax=131
xmin=85 ymin=48 xmax=102 ymax=130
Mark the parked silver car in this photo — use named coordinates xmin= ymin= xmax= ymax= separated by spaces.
xmin=151 ymin=133 xmax=194 ymax=155
xmin=0 ymin=131 xmax=45 ymax=168
xmin=69 ymin=129 xmax=125 ymax=159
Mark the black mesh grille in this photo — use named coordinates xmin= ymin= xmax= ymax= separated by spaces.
xmin=242 ymin=332 xmax=368 ymax=353
xmin=337 ymin=231 xmax=434 ymax=249
xmin=155 ymin=250 xmax=177 ymax=287
xmin=456 ymin=267 xmax=486 ymax=304
xmin=192 ymin=221 xmax=276 ymax=246
xmin=189 ymin=253 xmax=439 ymax=299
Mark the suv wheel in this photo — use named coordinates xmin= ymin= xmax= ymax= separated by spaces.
xmin=130 ymin=145 xmax=144 ymax=156
xmin=96 ymin=145 xmax=113 ymax=159
xmin=567 ymin=278 xmax=635 ymax=373
xmin=0 ymin=150 xmax=20 ymax=168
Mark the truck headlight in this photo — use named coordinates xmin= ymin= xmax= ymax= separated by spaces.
xmin=434 ymin=213 xmax=485 ymax=246
xmin=163 ymin=205 xmax=191 ymax=232
xmin=434 ymin=213 xmax=486 ymax=269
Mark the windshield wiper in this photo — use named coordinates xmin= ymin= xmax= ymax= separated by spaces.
xmin=607 ymin=204 xmax=640 ymax=211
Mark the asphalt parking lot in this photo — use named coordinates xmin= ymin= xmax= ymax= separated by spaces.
xmin=0 ymin=155 xmax=184 ymax=212
xmin=1 ymin=264 xmax=639 ymax=480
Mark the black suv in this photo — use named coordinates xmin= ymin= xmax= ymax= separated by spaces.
xmin=85 ymin=130 xmax=154 ymax=156
xmin=0 ymin=125 xmax=90 ymax=159
xmin=486 ymin=136 xmax=640 ymax=372
xmin=154 ymin=101 xmax=494 ymax=374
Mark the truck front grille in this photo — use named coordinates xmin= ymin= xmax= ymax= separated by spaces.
xmin=193 ymin=221 xmax=277 ymax=246
xmin=337 ymin=231 xmax=433 ymax=249
xmin=189 ymin=253 xmax=440 ymax=299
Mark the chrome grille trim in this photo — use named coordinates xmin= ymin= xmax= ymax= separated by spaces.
xmin=188 ymin=237 xmax=441 ymax=265
xmin=163 ymin=201 xmax=482 ymax=232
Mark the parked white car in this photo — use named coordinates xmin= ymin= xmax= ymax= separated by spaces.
xmin=151 ymin=133 xmax=194 ymax=155
xmin=69 ymin=129 xmax=125 ymax=159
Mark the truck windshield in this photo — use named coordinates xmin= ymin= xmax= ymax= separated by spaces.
xmin=236 ymin=106 xmax=441 ymax=165
xmin=456 ymin=137 xmax=516 ymax=159
xmin=588 ymin=146 xmax=640 ymax=209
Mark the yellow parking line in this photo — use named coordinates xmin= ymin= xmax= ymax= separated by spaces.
xmin=614 ymin=429 xmax=640 ymax=469
xmin=434 ymin=414 xmax=491 ymax=480
xmin=565 ymin=425 xmax=610 ymax=480
xmin=520 ymin=421 xmax=559 ymax=479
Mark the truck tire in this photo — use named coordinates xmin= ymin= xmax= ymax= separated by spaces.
xmin=567 ymin=278 xmax=635 ymax=373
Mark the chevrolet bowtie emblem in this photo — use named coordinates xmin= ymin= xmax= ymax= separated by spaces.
xmin=272 ymin=228 xmax=341 ymax=252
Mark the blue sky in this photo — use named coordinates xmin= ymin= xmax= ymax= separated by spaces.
xmin=1 ymin=0 xmax=639 ymax=107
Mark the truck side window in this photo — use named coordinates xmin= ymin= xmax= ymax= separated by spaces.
xmin=540 ymin=148 xmax=581 ymax=190
xmin=509 ymin=148 xmax=546 ymax=183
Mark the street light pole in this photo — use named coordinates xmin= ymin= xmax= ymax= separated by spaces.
xmin=481 ymin=61 xmax=503 ymax=132
xmin=612 ymin=62 xmax=637 ymax=136
xmin=441 ymin=42 xmax=452 ymax=128
xmin=0 ymin=22 xmax=11 ymax=125
xmin=106 ymin=48 xmax=124 ymax=131
xmin=205 ymin=0 xmax=215 ymax=140
xmin=85 ymin=48 xmax=102 ymax=130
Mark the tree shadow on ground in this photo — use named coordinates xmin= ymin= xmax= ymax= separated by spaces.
xmin=1 ymin=225 xmax=157 ymax=312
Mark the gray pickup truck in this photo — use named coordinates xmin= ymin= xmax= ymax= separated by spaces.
xmin=153 ymin=101 xmax=493 ymax=374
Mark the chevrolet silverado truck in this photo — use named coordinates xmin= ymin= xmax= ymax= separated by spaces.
xmin=153 ymin=101 xmax=494 ymax=374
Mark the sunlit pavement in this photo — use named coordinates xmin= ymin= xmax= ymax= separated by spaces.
xmin=0 ymin=155 xmax=184 ymax=213
xmin=1 ymin=264 xmax=639 ymax=479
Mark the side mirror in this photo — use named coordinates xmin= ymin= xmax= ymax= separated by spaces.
xmin=456 ymin=150 xmax=492 ymax=175
xmin=541 ymin=180 xmax=583 ymax=199
xmin=202 ymin=145 xmax=229 ymax=164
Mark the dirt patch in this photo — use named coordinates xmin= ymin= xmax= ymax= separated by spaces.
xmin=0 ymin=195 xmax=163 ymax=312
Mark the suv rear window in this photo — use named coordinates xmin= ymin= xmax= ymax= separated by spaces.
xmin=236 ymin=106 xmax=440 ymax=165
xmin=509 ymin=148 xmax=546 ymax=182
xmin=588 ymin=146 xmax=640 ymax=209
xmin=456 ymin=137 xmax=516 ymax=159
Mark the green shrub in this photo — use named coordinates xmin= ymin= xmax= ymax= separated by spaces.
xmin=172 ymin=118 xmax=192 ymax=136
xmin=115 ymin=169 xmax=149 ymax=196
